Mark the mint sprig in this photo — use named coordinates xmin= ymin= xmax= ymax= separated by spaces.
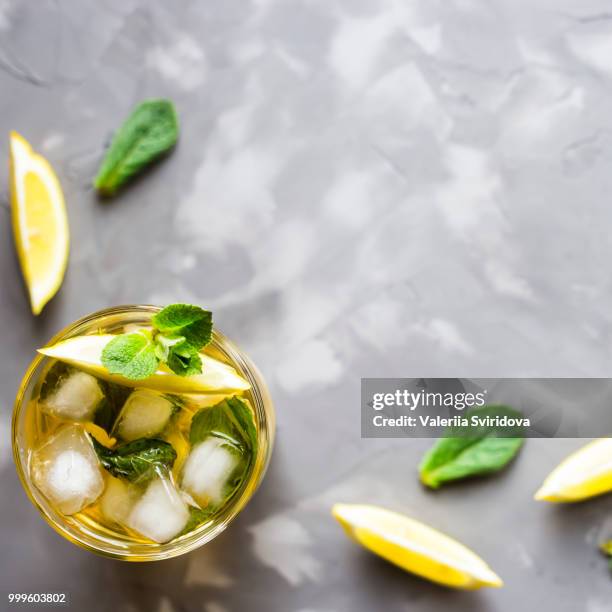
xmin=101 ymin=330 xmax=159 ymax=380
xmin=101 ymin=304 xmax=213 ymax=380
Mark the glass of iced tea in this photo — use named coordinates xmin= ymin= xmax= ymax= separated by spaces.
xmin=12 ymin=305 xmax=274 ymax=561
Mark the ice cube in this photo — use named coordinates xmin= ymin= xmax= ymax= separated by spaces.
xmin=99 ymin=475 xmax=139 ymax=525
xmin=115 ymin=390 xmax=175 ymax=441
xmin=41 ymin=370 xmax=104 ymax=422
xmin=181 ymin=437 xmax=239 ymax=506
xmin=127 ymin=476 xmax=189 ymax=543
xmin=31 ymin=424 xmax=104 ymax=515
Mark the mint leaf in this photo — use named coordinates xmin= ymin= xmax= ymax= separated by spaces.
xmin=226 ymin=397 xmax=258 ymax=453
xmin=155 ymin=332 xmax=203 ymax=377
xmin=39 ymin=361 xmax=72 ymax=401
xmin=167 ymin=343 xmax=202 ymax=377
xmin=94 ymin=99 xmax=179 ymax=196
xmin=152 ymin=304 xmax=212 ymax=352
xmin=94 ymin=381 xmax=132 ymax=432
xmin=190 ymin=396 xmax=257 ymax=453
xmin=178 ymin=506 xmax=215 ymax=537
xmin=188 ymin=397 xmax=256 ymax=513
xmin=91 ymin=437 xmax=176 ymax=483
xmin=154 ymin=334 xmax=185 ymax=362
xmin=101 ymin=332 xmax=158 ymax=380
xmin=419 ymin=405 xmax=525 ymax=489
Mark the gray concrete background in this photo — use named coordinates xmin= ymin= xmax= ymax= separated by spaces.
xmin=0 ymin=0 xmax=611 ymax=610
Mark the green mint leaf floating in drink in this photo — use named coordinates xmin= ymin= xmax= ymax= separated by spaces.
xmin=94 ymin=99 xmax=179 ymax=196
xmin=91 ymin=437 xmax=177 ymax=483
xmin=152 ymin=304 xmax=213 ymax=353
xmin=190 ymin=396 xmax=257 ymax=452
xmin=183 ymin=397 xmax=257 ymax=512
xmin=101 ymin=331 xmax=159 ymax=380
xmin=227 ymin=397 xmax=258 ymax=453
xmin=38 ymin=361 xmax=72 ymax=402
xmin=419 ymin=405 xmax=525 ymax=489
xmin=178 ymin=506 xmax=215 ymax=537
xmin=94 ymin=381 xmax=133 ymax=432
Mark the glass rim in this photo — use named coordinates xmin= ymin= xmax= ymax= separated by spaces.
xmin=12 ymin=304 xmax=274 ymax=561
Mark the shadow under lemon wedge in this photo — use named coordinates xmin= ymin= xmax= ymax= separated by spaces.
xmin=332 ymin=504 xmax=503 ymax=590
xmin=38 ymin=334 xmax=250 ymax=394
xmin=534 ymin=438 xmax=612 ymax=502
xmin=10 ymin=132 xmax=69 ymax=315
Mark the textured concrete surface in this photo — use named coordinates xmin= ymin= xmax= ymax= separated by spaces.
xmin=0 ymin=0 xmax=611 ymax=610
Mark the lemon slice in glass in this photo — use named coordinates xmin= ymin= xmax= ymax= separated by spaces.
xmin=332 ymin=503 xmax=503 ymax=590
xmin=10 ymin=132 xmax=69 ymax=315
xmin=38 ymin=334 xmax=251 ymax=394
xmin=534 ymin=438 xmax=612 ymax=502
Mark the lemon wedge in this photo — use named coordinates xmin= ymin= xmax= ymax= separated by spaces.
xmin=534 ymin=438 xmax=612 ymax=502
xmin=332 ymin=504 xmax=503 ymax=590
xmin=10 ymin=131 xmax=69 ymax=315
xmin=38 ymin=334 xmax=251 ymax=394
